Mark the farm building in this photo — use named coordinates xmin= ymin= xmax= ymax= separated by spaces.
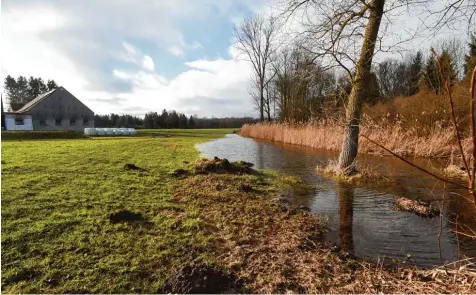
xmin=3 ymin=87 xmax=94 ymax=131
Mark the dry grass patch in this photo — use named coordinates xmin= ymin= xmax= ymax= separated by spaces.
xmin=316 ymin=160 xmax=389 ymax=184
xmin=394 ymin=197 xmax=440 ymax=217
xmin=444 ymin=164 xmax=471 ymax=178
xmin=240 ymin=121 xmax=471 ymax=160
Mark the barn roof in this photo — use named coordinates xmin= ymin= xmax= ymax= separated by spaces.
xmin=14 ymin=87 xmax=94 ymax=115
xmin=15 ymin=88 xmax=59 ymax=114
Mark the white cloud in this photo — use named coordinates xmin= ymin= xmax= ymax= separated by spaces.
xmin=109 ymin=56 xmax=253 ymax=117
xmin=168 ymin=46 xmax=185 ymax=56
xmin=1 ymin=6 xmax=91 ymax=95
xmin=1 ymin=0 xmax=270 ymax=117
xmin=142 ymin=55 xmax=155 ymax=71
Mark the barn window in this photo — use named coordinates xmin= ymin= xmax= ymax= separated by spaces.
xmin=70 ymin=119 xmax=76 ymax=126
xmin=40 ymin=120 xmax=46 ymax=126
xmin=55 ymin=118 xmax=62 ymax=126
xmin=83 ymin=118 xmax=89 ymax=125
xmin=15 ymin=118 xmax=24 ymax=125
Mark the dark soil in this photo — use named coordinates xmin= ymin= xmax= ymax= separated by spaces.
xmin=193 ymin=157 xmax=255 ymax=175
xmin=238 ymin=184 xmax=253 ymax=192
xmin=124 ymin=163 xmax=147 ymax=171
xmin=162 ymin=262 xmax=246 ymax=294
xmin=171 ymin=168 xmax=188 ymax=177
xmin=109 ymin=210 xmax=145 ymax=224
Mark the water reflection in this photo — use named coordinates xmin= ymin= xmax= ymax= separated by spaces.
xmin=197 ymin=134 xmax=476 ymax=267
xmin=338 ymin=182 xmax=355 ymax=253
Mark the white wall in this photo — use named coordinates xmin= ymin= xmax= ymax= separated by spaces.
xmin=5 ymin=114 xmax=33 ymax=131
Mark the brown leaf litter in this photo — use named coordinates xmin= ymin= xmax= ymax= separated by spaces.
xmin=394 ymin=197 xmax=440 ymax=217
xmin=171 ymin=164 xmax=475 ymax=294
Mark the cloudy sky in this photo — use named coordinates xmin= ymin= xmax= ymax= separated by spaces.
xmin=1 ymin=0 xmax=271 ymax=117
xmin=1 ymin=0 xmax=470 ymax=117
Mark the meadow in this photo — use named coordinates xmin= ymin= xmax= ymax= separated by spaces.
xmin=1 ymin=129 xmax=235 ymax=293
xmin=1 ymin=129 xmax=473 ymax=293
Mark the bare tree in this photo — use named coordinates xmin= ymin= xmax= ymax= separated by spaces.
xmin=439 ymin=37 xmax=467 ymax=80
xmin=284 ymin=0 xmax=386 ymax=174
xmin=234 ymin=15 xmax=278 ymax=121
xmin=428 ymin=0 xmax=476 ymax=32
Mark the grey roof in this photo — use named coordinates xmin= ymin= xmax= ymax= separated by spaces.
xmin=15 ymin=88 xmax=59 ymax=114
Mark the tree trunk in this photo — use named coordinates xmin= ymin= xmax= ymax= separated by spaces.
xmin=260 ymin=81 xmax=265 ymax=122
xmin=337 ymin=0 xmax=385 ymax=175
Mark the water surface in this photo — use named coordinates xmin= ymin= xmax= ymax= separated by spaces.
xmin=197 ymin=134 xmax=476 ymax=268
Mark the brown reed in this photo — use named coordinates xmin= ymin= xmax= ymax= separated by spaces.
xmin=240 ymin=120 xmax=472 ymax=159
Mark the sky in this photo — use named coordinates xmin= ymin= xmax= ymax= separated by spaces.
xmin=1 ymin=0 xmax=270 ymax=117
xmin=1 ymin=0 xmax=471 ymax=117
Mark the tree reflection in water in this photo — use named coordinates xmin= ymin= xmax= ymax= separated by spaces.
xmin=337 ymin=181 xmax=355 ymax=253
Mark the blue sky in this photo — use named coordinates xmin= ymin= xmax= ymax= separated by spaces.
xmin=1 ymin=0 xmax=267 ymax=117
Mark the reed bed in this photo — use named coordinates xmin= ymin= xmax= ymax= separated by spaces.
xmin=240 ymin=120 xmax=472 ymax=159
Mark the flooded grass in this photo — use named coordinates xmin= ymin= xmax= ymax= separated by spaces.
xmin=316 ymin=160 xmax=391 ymax=185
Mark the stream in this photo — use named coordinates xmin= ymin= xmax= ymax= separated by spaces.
xmin=197 ymin=134 xmax=476 ymax=268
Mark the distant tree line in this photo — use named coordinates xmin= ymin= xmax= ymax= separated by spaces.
xmin=3 ymin=75 xmax=58 ymax=111
xmin=94 ymin=114 xmax=144 ymax=128
xmin=94 ymin=109 xmax=258 ymax=129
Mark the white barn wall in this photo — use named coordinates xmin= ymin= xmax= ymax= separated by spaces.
xmin=4 ymin=114 xmax=33 ymax=131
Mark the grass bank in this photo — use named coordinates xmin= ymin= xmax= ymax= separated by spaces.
xmin=240 ymin=121 xmax=470 ymax=159
xmin=1 ymin=129 xmax=474 ymax=293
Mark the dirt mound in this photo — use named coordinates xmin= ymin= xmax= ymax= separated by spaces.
xmin=171 ymin=168 xmax=188 ymax=177
xmin=124 ymin=163 xmax=147 ymax=171
xmin=109 ymin=210 xmax=145 ymax=224
xmin=193 ymin=157 xmax=255 ymax=174
xmin=162 ymin=262 xmax=245 ymax=294
xmin=394 ymin=197 xmax=440 ymax=217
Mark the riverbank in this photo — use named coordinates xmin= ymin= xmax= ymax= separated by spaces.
xmin=1 ymin=130 xmax=474 ymax=293
xmin=240 ymin=121 xmax=471 ymax=160
xmin=174 ymin=169 xmax=475 ymax=293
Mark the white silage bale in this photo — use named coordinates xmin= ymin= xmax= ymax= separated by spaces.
xmin=85 ymin=128 xmax=97 ymax=136
xmin=97 ymin=128 xmax=105 ymax=136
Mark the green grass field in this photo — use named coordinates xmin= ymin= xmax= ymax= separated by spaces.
xmin=1 ymin=129 xmax=236 ymax=293
xmin=3 ymin=129 xmax=469 ymax=294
